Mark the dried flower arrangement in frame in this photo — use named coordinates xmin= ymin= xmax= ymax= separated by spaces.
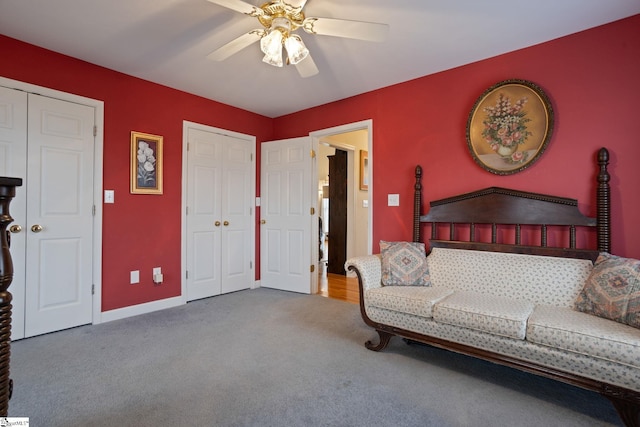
xmin=130 ymin=131 xmax=163 ymax=194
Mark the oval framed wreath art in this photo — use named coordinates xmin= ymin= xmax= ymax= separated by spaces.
xmin=466 ymin=79 xmax=554 ymax=175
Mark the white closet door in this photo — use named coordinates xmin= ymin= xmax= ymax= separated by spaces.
xmin=186 ymin=126 xmax=253 ymax=301
xmin=23 ymin=93 xmax=95 ymax=337
xmin=186 ymin=127 xmax=223 ymax=301
xmin=0 ymin=86 xmax=27 ymax=339
xmin=220 ymin=136 xmax=253 ymax=294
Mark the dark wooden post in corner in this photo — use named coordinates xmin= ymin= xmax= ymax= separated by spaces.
xmin=596 ymin=148 xmax=611 ymax=253
xmin=0 ymin=176 xmax=22 ymax=416
xmin=413 ymin=166 xmax=422 ymax=243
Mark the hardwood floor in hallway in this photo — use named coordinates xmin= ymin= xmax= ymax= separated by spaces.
xmin=317 ymin=261 xmax=359 ymax=304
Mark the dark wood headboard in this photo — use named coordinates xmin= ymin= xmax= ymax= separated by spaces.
xmin=412 ymin=148 xmax=611 ymax=262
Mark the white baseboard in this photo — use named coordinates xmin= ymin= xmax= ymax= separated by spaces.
xmin=99 ymin=296 xmax=184 ymax=323
xmin=252 ymin=280 xmax=261 ymax=289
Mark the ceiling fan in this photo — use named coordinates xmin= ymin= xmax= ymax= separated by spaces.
xmin=206 ymin=0 xmax=389 ymax=77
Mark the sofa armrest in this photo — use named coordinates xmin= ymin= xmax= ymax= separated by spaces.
xmin=345 ymin=255 xmax=382 ymax=292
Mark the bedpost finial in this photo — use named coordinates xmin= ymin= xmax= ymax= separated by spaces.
xmin=598 ymin=147 xmax=609 ymax=164
xmin=415 ymin=165 xmax=422 ymax=178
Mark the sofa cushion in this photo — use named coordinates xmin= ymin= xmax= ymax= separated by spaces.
xmin=433 ymin=291 xmax=534 ymax=340
xmin=574 ymin=252 xmax=640 ymax=329
xmin=380 ymin=241 xmax=430 ymax=286
xmin=426 ymin=248 xmax=592 ymax=307
xmin=527 ymin=305 xmax=640 ymax=369
xmin=366 ymin=286 xmax=454 ymax=318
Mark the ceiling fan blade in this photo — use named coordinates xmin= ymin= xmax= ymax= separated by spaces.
xmin=206 ymin=0 xmax=264 ymax=17
xmin=302 ymin=17 xmax=389 ymax=42
xmin=294 ymin=54 xmax=319 ymax=78
xmin=207 ymin=30 xmax=266 ymax=61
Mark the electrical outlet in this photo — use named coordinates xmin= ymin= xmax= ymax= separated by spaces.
xmin=130 ymin=270 xmax=139 ymax=284
xmin=153 ymin=267 xmax=163 ymax=284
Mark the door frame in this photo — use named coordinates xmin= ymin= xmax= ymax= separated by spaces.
xmin=309 ymin=119 xmax=373 ymax=293
xmin=0 ymin=76 xmax=104 ymax=326
xmin=181 ymin=121 xmax=256 ymax=302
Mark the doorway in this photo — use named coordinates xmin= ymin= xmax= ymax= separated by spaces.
xmin=311 ymin=122 xmax=371 ymax=300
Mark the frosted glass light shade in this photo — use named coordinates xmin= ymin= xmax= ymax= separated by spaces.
xmin=260 ymin=30 xmax=283 ymax=67
xmin=284 ymin=35 xmax=309 ymax=65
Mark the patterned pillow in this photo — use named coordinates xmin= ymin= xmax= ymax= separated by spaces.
xmin=575 ymin=252 xmax=640 ymax=328
xmin=379 ymin=241 xmax=430 ymax=286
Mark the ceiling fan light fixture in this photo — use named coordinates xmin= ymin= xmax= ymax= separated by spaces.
xmin=260 ymin=28 xmax=283 ymax=67
xmin=260 ymin=28 xmax=282 ymax=55
xmin=284 ymin=34 xmax=309 ymax=65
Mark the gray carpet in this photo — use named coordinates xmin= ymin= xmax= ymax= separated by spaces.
xmin=8 ymin=288 xmax=622 ymax=426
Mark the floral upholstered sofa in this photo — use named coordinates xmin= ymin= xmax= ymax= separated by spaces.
xmin=346 ymin=245 xmax=640 ymax=426
xmin=345 ymin=150 xmax=639 ymax=426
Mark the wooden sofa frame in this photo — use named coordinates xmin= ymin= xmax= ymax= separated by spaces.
xmin=348 ymin=148 xmax=640 ymax=427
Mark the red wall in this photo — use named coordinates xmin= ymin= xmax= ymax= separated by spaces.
xmin=273 ymin=14 xmax=640 ymax=260
xmin=1 ymin=14 xmax=639 ymax=313
xmin=1 ymin=35 xmax=274 ymax=311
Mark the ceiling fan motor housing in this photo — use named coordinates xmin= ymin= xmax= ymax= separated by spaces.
xmin=258 ymin=1 xmax=305 ymax=33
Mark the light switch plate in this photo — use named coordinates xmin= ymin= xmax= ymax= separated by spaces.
xmin=388 ymin=194 xmax=400 ymax=206
xmin=104 ymin=190 xmax=115 ymax=204
xmin=130 ymin=270 xmax=139 ymax=284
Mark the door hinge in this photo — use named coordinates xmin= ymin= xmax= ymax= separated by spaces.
xmin=187 ymin=142 xmax=190 ymax=151
xmin=93 ymin=125 xmax=97 ymax=137
xmin=310 ymin=207 xmax=315 ymax=215
xmin=250 ymin=153 xmax=253 ymax=161
xmin=186 ymin=206 xmax=189 ymax=215
xmin=186 ymin=270 xmax=189 ymax=279
xmin=91 ymin=284 xmax=95 ymax=295
xmin=249 ymin=207 xmax=253 ymax=216
xmin=310 ymin=149 xmax=316 ymax=158
xmin=310 ymin=264 xmax=315 ymax=273
xmin=92 ymin=205 xmax=96 ymax=216
xmin=250 ymin=261 xmax=253 ymax=269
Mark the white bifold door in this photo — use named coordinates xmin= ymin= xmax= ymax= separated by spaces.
xmin=185 ymin=125 xmax=253 ymax=301
xmin=0 ymin=86 xmax=95 ymax=339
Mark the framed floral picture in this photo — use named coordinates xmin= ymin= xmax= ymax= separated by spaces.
xmin=466 ymin=79 xmax=554 ymax=175
xmin=130 ymin=131 xmax=163 ymax=194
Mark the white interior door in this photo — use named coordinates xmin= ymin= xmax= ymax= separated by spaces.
xmin=24 ymin=93 xmax=95 ymax=337
xmin=186 ymin=127 xmax=222 ymax=301
xmin=260 ymin=137 xmax=313 ymax=294
xmin=220 ymin=137 xmax=253 ymax=294
xmin=186 ymin=126 xmax=253 ymax=301
xmin=0 ymin=86 xmax=27 ymax=338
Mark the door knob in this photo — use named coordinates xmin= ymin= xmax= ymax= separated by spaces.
xmin=9 ymin=225 xmax=22 ymax=233
xmin=223 ymin=221 xmax=229 ymax=226
xmin=31 ymin=224 xmax=43 ymax=233
xmin=215 ymin=221 xmax=221 ymax=227
xmin=260 ymin=220 xmax=266 ymax=224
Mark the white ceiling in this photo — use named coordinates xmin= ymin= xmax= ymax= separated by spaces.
xmin=1 ymin=1 xmax=639 ymax=118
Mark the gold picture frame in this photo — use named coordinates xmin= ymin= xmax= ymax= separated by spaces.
xmin=466 ymin=79 xmax=554 ymax=175
xmin=359 ymin=150 xmax=369 ymax=191
xmin=130 ymin=131 xmax=163 ymax=194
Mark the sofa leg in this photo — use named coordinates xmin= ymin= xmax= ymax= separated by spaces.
xmin=365 ymin=330 xmax=393 ymax=351
xmin=608 ymin=396 xmax=639 ymax=427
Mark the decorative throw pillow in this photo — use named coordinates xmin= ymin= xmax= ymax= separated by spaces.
xmin=379 ymin=241 xmax=430 ymax=286
xmin=575 ymin=252 xmax=640 ymax=328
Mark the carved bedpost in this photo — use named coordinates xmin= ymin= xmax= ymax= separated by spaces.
xmin=0 ymin=177 xmax=22 ymax=416
xmin=413 ymin=166 xmax=422 ymax=243
xmin=596 ymin=148 xmax=611 ymax=253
